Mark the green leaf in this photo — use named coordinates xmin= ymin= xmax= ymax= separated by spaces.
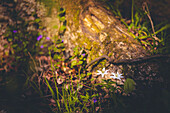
xmin=138 ymin=35 xmax=148 ymax=39
xmin=14 ymin=36 xmax=18 ymax=40
xmin=87 ymin=72 xmax=92 ymax=76
xmin=44 ymin=44 xmax=47 ymax=47
xmin=135 ymin=36 xmax=139 ymax=39
xmin=34 ymin=18 xmax=41 ymax=23
xmin=77 ymin=61 xmax=83 ymax=65
xmin=141 ymin=26 xmax=148 ymax=32
xmin=71 ymin=60 xmax=77 ymax=68
xmin=8 ymin=38 xmax=13 ymax=42
xmin=55 ymin=48 xmax=61 ymax=53
xmin=90 ymin=78 xmax=94 ymax=82
xmin=58 ymin=8 xmax=66 ymax=16
xmin=53 ymin=25 xmax=58 ymax=29
xmin=23 ymin=48 xmax=27 ymax=52
xmin=59 ymin=25 xmax=66 ymax=32
xmin=4 ymin=44 xmax=8 ymax=48
xmin=121 ymin=19 xmax=128 ymax=28
xmin=154 ymin=24 xmax=170 ymax=35
xmin=124 ymin=78 xmax=136 ymax=94
xmin=44 ymin=77 xmax=56 ymax=99
xmin=128 ymin=23 xmax=134 ymax=31
xmin=59 ymin=16 xmax=65 ymax=22
xmin=39 ymin=51 xmax=44 ymax=54
xmin=12 ymin=44 xmax=18 ymax=48
xmin=135 ymin=12 xmax=140 ymax=28
xmin=53 ymin=54 xmax=59 ymax=60
xmin=129 ymin=32 xmax=135 ymax=38
xmin=141 ymin=41 xmax=149 ymax=45
xmin=16 ymin=56 xmax=21 ymax=60
xmin=91 ymin=94 xmax=98 ymax=98
xmin=5 ymin=51 xmax=9 ymax=56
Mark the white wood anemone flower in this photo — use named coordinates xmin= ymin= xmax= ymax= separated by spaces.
xmin=110 ymin=72 xmax=124 ymax=80
xmin=97 ymin=68 xmax=109 ymax=78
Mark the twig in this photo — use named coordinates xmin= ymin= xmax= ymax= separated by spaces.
xmin=86 ymin=55 xmax=111 ymax=68
xmin=86 ymin=54 xmax=170 ymax=68
xmin=142 ymin=2 xmax=160 ymax=41
xmin=28 ymin=52 xmax=38 ymax=70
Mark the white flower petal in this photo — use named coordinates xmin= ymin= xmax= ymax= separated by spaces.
xmin=96 ymin=68 xmax=108 ymax=78
xmin=110 ymin=76 xmax=116 ymax=79
xmin=101 ymin=74 xmax=105 ymax=78
xmin=97 ymin=70 xmax=101 ymax=73
xmin=105 ymin=70 xmax=109 ymax=73
xmin=97 ymin=70 xmax=101 ymax=75
xmin=111 ymin=72 xmax=116 ymax=76
xmin=111 ymin=72 xmax=123 ymax=80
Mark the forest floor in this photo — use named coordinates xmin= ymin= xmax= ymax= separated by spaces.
xmin=0 ymin=0 xmax=170 ymax=113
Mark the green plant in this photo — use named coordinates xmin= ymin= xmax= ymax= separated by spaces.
xmin=34 ymin=24 xmax=137 ymax=112
xmin=112 ymin=0 xmax=170 ymax=54
xmin=40 ymin=50 xmax=96 ymax=112
xmin=32 ymin=7 xmax=97 ymax=112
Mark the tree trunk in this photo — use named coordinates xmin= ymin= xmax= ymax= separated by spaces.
xmin=40 ymin=0 xmax=170 ymax=88
xmin=62 ymin=0 xmax=149 ymax=70
xmin=43 ymin=0 xmax=148 ymax=63
xmin=0 ymin=0 xmax=169 ymax=96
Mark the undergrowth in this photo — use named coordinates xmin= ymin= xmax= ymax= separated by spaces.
xmin=0 ymin=0 xmax=170 ymax=113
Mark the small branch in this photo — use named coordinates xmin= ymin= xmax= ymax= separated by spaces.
xmin=142 ymin=2 xmax=160 ymax=41
xmin=86 ymin=55 xmax=111 ymax=68
xmin=86 ymin=54 xmax=170 ymax=68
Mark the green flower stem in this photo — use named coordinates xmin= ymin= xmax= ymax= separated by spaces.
xmin=49 ymin=51 xmax=61 ymax=111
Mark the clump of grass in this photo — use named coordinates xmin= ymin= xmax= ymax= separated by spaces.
xmin=2 ymin=1 xmax=169 ymax=113
xmin=30 ymin=14 xmax=136 ymax=112
xmin=111 ymin=0 xmax=170 ymax=54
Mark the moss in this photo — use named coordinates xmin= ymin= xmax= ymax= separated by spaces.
xmin=60 ymin=0 xmax=83 ymax=30
xmin=39 ymin=0 xmax=148 ymax=71
xmin=73 ymin=10 xmax=81 ymax=30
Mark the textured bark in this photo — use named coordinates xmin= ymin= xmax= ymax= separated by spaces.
xmin=60 ymin=1 xmax=147 ymax=58
xmin=0 ymin=0 xmax=169 ymax=95
xmin=55 ymin=0 xmax=149 ymax=72
xmin=52 ymin=0 xmax=170 ymax=89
